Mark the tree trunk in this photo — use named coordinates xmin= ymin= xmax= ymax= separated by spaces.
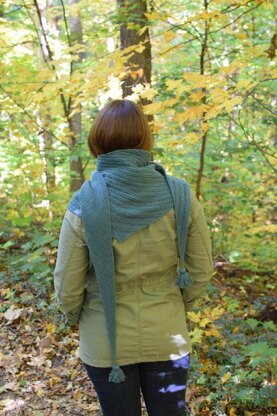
xmin=117 ymin=0 xmax=152 ymax=106
xmin=196 ymin=0 xmax=209 ymax=200
xmin=68 ymin=0 xmax=85 ymax=192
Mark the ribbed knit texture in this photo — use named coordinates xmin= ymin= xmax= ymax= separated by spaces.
xmin=68 ymin=149 xmax=191 ymax=382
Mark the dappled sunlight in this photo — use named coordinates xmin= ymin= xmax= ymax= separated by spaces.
xmin=159 ymin=383 xmax=186 ymax=393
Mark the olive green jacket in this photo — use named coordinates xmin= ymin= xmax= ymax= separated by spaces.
xmin=54 ymin=191 xmax=213 ymax=367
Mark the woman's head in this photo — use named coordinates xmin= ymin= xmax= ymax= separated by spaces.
xmin=88 ymin=99 xmax=152 ymax=157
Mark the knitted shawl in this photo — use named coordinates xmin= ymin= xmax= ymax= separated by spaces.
xmin=68 ymin=149 xmax=192 ymax=383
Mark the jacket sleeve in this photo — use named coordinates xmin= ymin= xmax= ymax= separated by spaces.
xmin=54 ymin=209 xmax=89 ymax=325
xmin=182 ymin=192 xmax=214 ymax=311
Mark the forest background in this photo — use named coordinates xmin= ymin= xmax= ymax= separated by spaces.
xmin=0 ymin=0 xmax=276 ymax=415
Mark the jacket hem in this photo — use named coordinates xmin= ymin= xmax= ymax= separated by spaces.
xmin=79 ymin=350 xmax=192 ymax=368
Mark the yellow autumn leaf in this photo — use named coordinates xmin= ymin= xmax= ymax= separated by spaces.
xmin=205 ymin=104 xmax=222 ymax=120
xmin=36 ymin=387 xmax=45 ymax=397
xmin=232 ymin=326 xmax=240 ymax=334
xmin=221 ymin=372 xmax=232 ymax=384
xmin=237 ymin=33 xmax=246 ymax=41
xmin=189 ymin=91 xmax=206 ymax=102
xmin=174 ymin=106 xmax=206 ymax=124
xmin=12 ymin=228 xmax=25 ymax=237
xmin=201 ymin=121 xmax=209 ymax=134
xmin=208 ymin=307 xmax=225 ymax=321
xmin=229 ymin=407 xmax=237 ymax=416
xmin=166 ymin=79 xmax=183 ymax=91
xmin=183 ymin=72 xmax=216 ymax=87
xmin=143 ymin=102 xmax=163 ymax=115
xmin=223 ymin=96 xmax=243 ymax=113
xmin=187 ymin=311 xmax=201 ymax=323
xmin=73 ymin=390 xmax=83 ymax=401
xmin=199 ymin=11 xmax=221 ymax=20
xmin=49 ymin=375 xmax=62 ymax=387
xmin=163 ymin=98 xmax=181 ymax=107
xmin=205 ymin=326 xmax=221 ymax=338
xmin=71 ymin=369 xmax=78 ymax=380
xmin=46 ymin=323 xmax=56 ymax=334
xmin=145 ymin=12 xmax=161 ymax=21
xmin=138 ymin=26 xmax=149 ymax=36
xmin=199 ymin=318 xmax=211 ymax=328
xmin=140 ymin=87 xmax=158 ymax=101
xmin=134 ymin=44 xmax=145 ymax=54
xmin=189 ymin=327 xmax=204 ymax=344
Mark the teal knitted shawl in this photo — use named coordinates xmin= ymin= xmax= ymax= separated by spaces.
xmin=68 ymin=149 xmax=191 ymax=383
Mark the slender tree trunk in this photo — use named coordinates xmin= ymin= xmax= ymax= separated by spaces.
xmin=68 ymin=0 xmax=85 ymax=192
xmin=31 ymin=1 xmax=55 ymax=218
xmin=196 ymin=0 xmax=209 ymax=200
xmin=117 ymin=0 xmax=152 ymax=107
xmin=33 ymin=0 xmax=85 ymax=193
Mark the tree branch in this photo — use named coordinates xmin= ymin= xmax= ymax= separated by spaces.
xmin=33 ymin=0 xmax=54 ymax=61
xmin=60 ymin=0 xmax=73 ymax=79
xmin=210 ymin=3 xmax=262 ymax=34
xmin=233 ymin=114 xmax=277 ymax=174
xmin=0 ymin=85 xmax=69 ymax=149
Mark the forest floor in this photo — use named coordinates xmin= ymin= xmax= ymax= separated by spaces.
xmin=0 ymin=245 xmax=276 ymax=416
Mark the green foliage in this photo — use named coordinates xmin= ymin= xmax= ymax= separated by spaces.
xmin=187 ymin=290 xmax=277 ymax=414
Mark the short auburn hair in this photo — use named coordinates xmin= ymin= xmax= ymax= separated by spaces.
xmin=88 ymin=99 xmax=152 ymax=157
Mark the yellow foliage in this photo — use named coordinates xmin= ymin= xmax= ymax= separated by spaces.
xmin=232 ymin=326 xmax=240 ymax=334
xmin=205 ymin=326 xmax=221 ymax=338
xmin=183 ymin=132 xmax=201 ymax=145
xmin=198 ymin=11 xmax=222 ymax=20
xmin=187 ymin=311 xmax=201 ymax=323
xmin=163 ymin=98 xmax=181 ymax=107
xmin=173 ymin=105 xmax=207 ymax=124
xmin=189 ymin=327 xmax=204 ymax=344
xmin=134 ymin=44 xmax=146 ymax=54
xmin=205 ymin=103 xmax=222 ymax=120
xmin=140 ymin=87 xmax=158 ymax=101
xmin=143 ymin=102 xmax=163 ymax=115
xmin=201 ymin=121 xmax=209 ymax=135
xmin=207 ymin=307 xmax=225 ymax=321
xmin=166 ymin=79 xmax=191 ymax=94
xmin=237 ymin=33 xmax=247 ymax=41
xmin=46 ymin=323 xmax=56 ymax=334
xmin=12 ymin=228 xmax=25 ymax=237
xmin=71 ymin=369 xmax=78 ymax=380
xmin=199 ymin=318 xmax=212 ymax=328
xmin=221 ymin=372 xmax=232 ymax=384
xmin=220 ymin=61 xmax=247 ymax=75
xmin=183 ymin=72 xmax=217 ymax=87
xmin=208 ymin=87 xmax=229 ymax=104
xmin=236 ymin=79 xmax=258 ymax=91
xmin=189 ymin=91 xmax=206 ymax=102
xmin=145 ymin=12 xmax=161 ymax=21
xmin=223 ymin=96 xmax=243 ymax=113
xmin=138 ymin=26 xmax=150 ymax=36
xmin=73 ymin=390 xmax=83 ymax=401
xmin=164 ymin=32 xmax=177 ymax=43
xmin=248 ymin=224 xmax=277 ymax=234
xmin=48 ymin=375 xmax=62 ymax=387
